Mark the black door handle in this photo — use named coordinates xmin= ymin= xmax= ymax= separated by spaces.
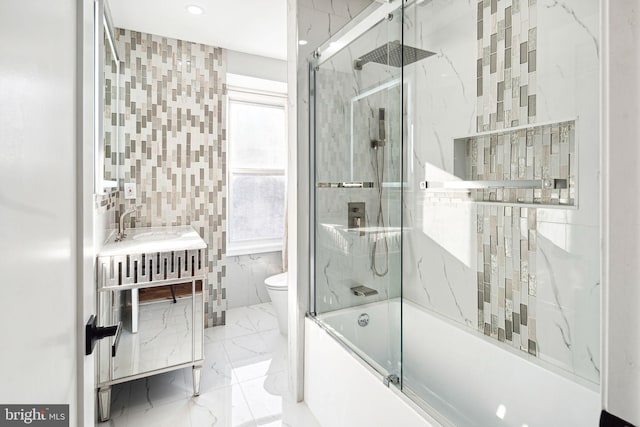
xmin=85 ymin=315 xmax=122 ymax=357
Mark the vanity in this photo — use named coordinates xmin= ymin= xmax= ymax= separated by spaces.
xmin=96 ymin=226 xmax=206 ymax=421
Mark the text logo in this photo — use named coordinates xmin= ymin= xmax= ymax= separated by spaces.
xmin=0 ymin=405 xmax=68 ymax=427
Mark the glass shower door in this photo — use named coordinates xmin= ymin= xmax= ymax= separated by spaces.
xmin=401 ymin=0 xmax=600 ymax=425
xmin=311 ymin=5 xmax=404 ymax=381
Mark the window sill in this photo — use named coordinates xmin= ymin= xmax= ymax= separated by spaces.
xmin=226 ymin=242 xmax=283 ymax=257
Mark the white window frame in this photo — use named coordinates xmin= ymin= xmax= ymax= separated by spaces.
xmin=226 ymin=83 xmax=288 ymax=257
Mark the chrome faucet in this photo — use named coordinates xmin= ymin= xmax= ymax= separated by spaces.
xmin=116 ymin=206 xmax=138 ymax=241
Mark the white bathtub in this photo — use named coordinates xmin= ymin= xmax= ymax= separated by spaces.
xmin=317 ymin=299 xmax=402 ymax=377
xmin=306 ymin=299 xmax=600 ymax=427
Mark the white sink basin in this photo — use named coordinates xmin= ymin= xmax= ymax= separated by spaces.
xmin=131 ymin=230 xmax=180 ymax=241
xmin=99 ymin=226 xmax=206 ymax=257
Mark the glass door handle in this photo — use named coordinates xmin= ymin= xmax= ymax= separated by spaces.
xmin=85 ymin=314 xmax=123 ymax=357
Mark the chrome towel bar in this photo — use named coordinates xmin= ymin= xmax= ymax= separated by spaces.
xmin=317 ymin=181 xmax=375 ymax=189
xmin=419 ymin=178 xmax=567 ymax=190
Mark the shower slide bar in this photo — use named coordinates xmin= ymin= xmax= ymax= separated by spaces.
xmin=419 ymin=178 xmax=568 ymax=190
xmin=316 ymin=181 xmax=375 ymax=189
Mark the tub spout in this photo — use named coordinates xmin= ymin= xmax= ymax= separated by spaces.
xmin=351 ymin=285 xmax=378 ymax=297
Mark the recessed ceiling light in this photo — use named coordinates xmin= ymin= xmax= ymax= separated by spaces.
xmin=298 ymin=40 xmax=308 ymax=46
xmin=186 ymin=5 xmax=204 ymax=15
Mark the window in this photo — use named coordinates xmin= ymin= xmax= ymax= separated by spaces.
xmin=227 ymin=88 xmax=287 ymax=255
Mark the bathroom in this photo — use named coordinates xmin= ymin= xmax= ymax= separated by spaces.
xmin=93 ymin=0 xmax=302 ymax=424
xmin=0 ymin=0 xmax=639 ymax=426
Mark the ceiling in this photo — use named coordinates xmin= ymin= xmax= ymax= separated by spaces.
xmin=107 ymin=0 xmax=287 ymax=60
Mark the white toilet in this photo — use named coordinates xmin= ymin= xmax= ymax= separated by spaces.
xmin=264 ymin=272 xmax=289 ymax=335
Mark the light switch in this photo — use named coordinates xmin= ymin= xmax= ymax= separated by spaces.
xmin=124 ymin=182 xmax=136 ymax=200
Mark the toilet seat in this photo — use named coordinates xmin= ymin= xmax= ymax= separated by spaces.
xmin=265 ymin=272 xmax=287 ymax=290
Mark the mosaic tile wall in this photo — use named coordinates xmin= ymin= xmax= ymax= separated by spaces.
xmin=314 ymin=69 xmax=352 ymax=184
xmin=95 ymin=190 xmax=118 ymax=213
xmin=475 ymin=0 xmax=546 ymax=354
xmin=464 ymin=120 xmax=576 ymax=205
xmin=104 ymin=34 xmax=122 ymax=182
xmin=114 ymin=29 xmax=227 ymax=328
xmin=477 ymin=205 xmax=538 ymax=354
xmin=477 ymin=0 xmax=537 ymax=132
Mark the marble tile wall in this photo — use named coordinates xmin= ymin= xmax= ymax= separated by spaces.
xmin=225 ymin=252 xmax=284 ymax=309
xmin=402 ymin=0 xmax=480 ymax=334
xmin=297 ymin=0 xmax=374 ymax=61
xmin=114 ymin=29 xmax=228 ymax=327
xmin=534 ymin=0 xmax=600 ymax=383
xmin=314 ymin=187 xmax=402 ymax=313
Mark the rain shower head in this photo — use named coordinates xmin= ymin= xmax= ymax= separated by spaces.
xmin=354 ymin=40 xmax=435 ymax=70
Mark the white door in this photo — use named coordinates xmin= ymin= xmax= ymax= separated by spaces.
xmin=0 ymin=1 xmax=97 ymax=426
xmin=80 ymin=0 xmax=99 ymax=425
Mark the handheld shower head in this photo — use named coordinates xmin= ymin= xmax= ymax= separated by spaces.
xmin=371 ymin=108 xmax=386 ymax=149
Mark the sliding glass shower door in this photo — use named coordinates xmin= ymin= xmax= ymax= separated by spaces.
xmin=401 ymin=0 xmax=600 ymax=425
xmin=311 ymin=4 xmax=404 ymax=381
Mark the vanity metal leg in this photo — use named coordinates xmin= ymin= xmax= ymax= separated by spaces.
xmin=98 ymin=386 xmax=112 ymax=422
xmin=131 ymin=288 xmax=139 ymax=333
xmin=192 ymin=365 xmax=202 ymax=396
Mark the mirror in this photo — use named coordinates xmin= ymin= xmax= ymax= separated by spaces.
xmin=97 ymin=281 xmax=204 ymax=381
xmin=95 ymin=0 xmax=121 ymax=194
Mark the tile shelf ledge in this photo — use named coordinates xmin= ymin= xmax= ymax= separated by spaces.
xmin=452 ymin=116 xmax=578 ymax=139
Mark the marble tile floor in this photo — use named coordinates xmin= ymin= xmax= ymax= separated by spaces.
xmin=100 ymin=302 xmax=320 ymax=427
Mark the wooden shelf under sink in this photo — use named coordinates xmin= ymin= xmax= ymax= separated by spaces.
xmin=138 ymin=280 xmax=203 ymax=302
